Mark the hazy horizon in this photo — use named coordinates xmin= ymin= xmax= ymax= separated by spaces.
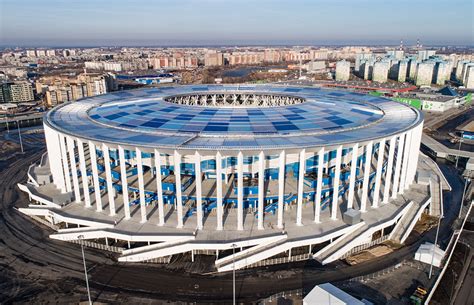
xmin=1 ymin=0 xmax=473 ymax=48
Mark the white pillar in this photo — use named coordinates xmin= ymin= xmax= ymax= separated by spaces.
xmin=89 ymin=141 xmax=102 ymax=211
xmin=154 ymin=149 xmax=165 ymax=226
xmin=77 ymin=139 xmax=91 ymax=207
xmin=277 ymin=150 xmax=286 ymax=228
xmin=382 ymin=136 xmax=396 ymax=204
xmin=314 ymin=148 xmax=324 ymax=223
xmin=372 ymin=138 xmax=386 ymax=208
xmin=399 ymin=130 xmax=412 ymax=195
xmin=237 ymin=151 xmax=244 ymax=231
xmin=258 ymin=151 xmax=265 ymax=230
xmin=118 ymin=146 xmax=130 ymax=219
xmin=66 ymin=137 xmax=81 ymax=202
xmin=391 ymin=134 xmax=405 ymax=199
xmin=347 ymin=143 xmax=359 ymax=210
xmin=103 ymin=144 xmax=116 ymax=216
xmin=44 ymin=125 xmax=66 ymax=192
xmin=331 ymin=146 xmax=342 ymax=220
xmin=296 ymin=149 xmax=305 ymax=226
xmin=406 ymin=123 xmax=423 ymax=189
xmin=136 ymin=147 xmax=147 ymax=223
xmin=174 ymin=150 xmax=184 ymax=228
xmin=360 ymin=141 xmax=373 ymax=212
xmin=195 ymin=152 xmax=203 ymax=230
xmin=59 ymin=134 xmax=72 ymax=192
xmin=216 ymin=152 xmax=223 ymax=230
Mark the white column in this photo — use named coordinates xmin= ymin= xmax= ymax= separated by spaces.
xmin=331 ymin=146 xmax=343 ymax=220
xmin=406 ymin=123 xmax=423 ymax=189
xmin=174 ymin=150 xmax=184 ymax=228
xmin=258 ymin=151 xmax=265 ymax=230
xmin=89 ymin=141 xmax=102 ymax=211
xmin=296 ymin=149 xmax=305 ymax=226
xmin=216 ymin=152 xmax=223 ymax=230
xmin=44 ymin=125 xmax=66 ymax=192
xmin=103 ymin=144 xmax=116 ymax=216
xmin=136 ymin=147 xmax=147 ymax=223
xmin=347 ymin=143 xmax=359 ymax=210
xmin=360 ymin=141 xmax=373 ymax=212
xmin=399 ymin=130 xmax=412 ymax=195
xmin=382 ymin=136 xmax=396 ymax=204
xmin=154 ymin=149 xmax=165 ymax=226
xmin=77 ymin=139 xmax=91 ymax=207
xmin=118 ymin=146 xmax=130 ymax=219
xmin=372 ymin=139 xmax=386 ymax=208
xmin=195 ymin=152 xmax=203 ymax=230
xmin=66 ymin=137 xmax=81 ymax=202
xmin=391 ymin=134 xmax=405 ymax=199
xmin=314 ymin=148 xmax=324 ymax=223
xmin=277 ymin=150 xmax=286 ymax=228
xmin=59 ymin=135 xmax=72 ymax=192
xmin=237 ymin=151 xmax=244 ymax=231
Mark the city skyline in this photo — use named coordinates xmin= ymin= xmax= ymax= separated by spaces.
xmin=1 ymin=0 xmax=473 ymax=47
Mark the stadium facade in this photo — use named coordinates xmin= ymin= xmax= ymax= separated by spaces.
xmin=19 ymin=85 xmax=433 ymax=272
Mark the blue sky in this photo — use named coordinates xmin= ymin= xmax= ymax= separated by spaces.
xmin=1 ymin=0 xmax=472 ymax=47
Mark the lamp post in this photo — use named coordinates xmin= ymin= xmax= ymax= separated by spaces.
xmin=455 ymin=133 xmax=463 ymax=168
xmin=231 ymin=243 xmax=237 ymax=305
xmin=4 ymin=110 xmax=9 ymax=133
xmin=459 ymin=178 xmax=470 ymax=218
xmin=78 ymin=235 xmax=92 ymax=305
xmin=429 ymin=215 xmax=443 ymax=279
xmin=16 ymin=120 xmax=23 ymax=153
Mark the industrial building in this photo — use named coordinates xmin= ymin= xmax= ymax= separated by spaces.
xmin=19 ymin=85 xmax=433 ymax=272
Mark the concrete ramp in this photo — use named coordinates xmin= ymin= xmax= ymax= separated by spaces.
xmin=19 ymin=206 xmax=114 ymax=228
xmin=119 ymin=237 xmax=196 ymax=262
xmin=429 ymin=175 xmax=443 ymax=217
xmin=390 ymin=198 xmax=431 ymax=243
xmin=313 ymin=221 xmax=368 ymax=264
xmin=216 ymin=235 xmax=288 ymax=272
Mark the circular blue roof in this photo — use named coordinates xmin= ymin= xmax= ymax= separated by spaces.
xmin=46 ymin=85 xmax=422 ymax=152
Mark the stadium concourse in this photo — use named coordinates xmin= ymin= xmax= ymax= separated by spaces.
xmin=18 ymin=84 xmax=439 ymax=272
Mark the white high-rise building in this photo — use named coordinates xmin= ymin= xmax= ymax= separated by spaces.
xmin=418 ymin=50 xmax=436 ymax=61
xmin=335 ymin=60 xmax=350 ymax=81
xmin=372 ymin=61 xmax=390 ymax=83
xmin=415 ymin=62 xmax=435 ymax=86
xmin=465 ymin=65 xmax=474 ymax=89
xmin=355 ymin=53 xmax=373 ymax=72
xmin=397 ymin=60 xmax=409 ymax=82
xmin=434 ymin=62 xmax=450 ymax=85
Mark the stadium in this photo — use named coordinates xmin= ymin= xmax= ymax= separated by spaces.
xmin=19 ymin=85 xmax=432 ymax=272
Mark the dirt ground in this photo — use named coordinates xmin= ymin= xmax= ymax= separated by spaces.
xmin=413 ymin=214 xmax=439 ymax=234
xmin=345 ymin=241 xmax=402 ymax=266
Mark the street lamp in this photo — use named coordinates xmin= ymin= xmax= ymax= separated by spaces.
xmin=231 ymin=243 xmax=237 ymax=305
xmin=455 ymin=133 xmax=463 ymax=168
xmin=4 ymin=110 xmax=9 ymax=133
xmin=459 ymin=178 xmax=471 ymax=218
xmin=429 ymin=215 xmax=443 ymax=279
xmin=16 ymin=120 xmax=23 ymax=153
xmin=78 ymin=235 xmax=92 ymax=305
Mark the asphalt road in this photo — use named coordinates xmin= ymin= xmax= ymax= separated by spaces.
xmin=430 ymin=107 xmax=474 ymax=152
xmin=0 ymin=143 xmax=465 ymax=304
xmin=453 ymin=230 xmax=474 ymax=305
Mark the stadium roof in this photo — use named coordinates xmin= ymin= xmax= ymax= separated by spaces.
xmin=46 ymin=85 xmax=423 ymax=152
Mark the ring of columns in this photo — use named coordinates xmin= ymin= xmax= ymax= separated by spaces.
xmin=43 ymin=85 xmax=423 ymax=236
